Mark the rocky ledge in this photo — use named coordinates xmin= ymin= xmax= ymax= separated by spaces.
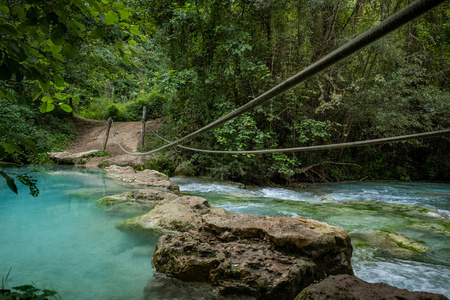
xmin=295 ymin=274 xmax=449 ymax=300
xmin=104 ymin=165 xmax=180 ymax=193
xmin=117 ymin=195 xmax=353 ymax=299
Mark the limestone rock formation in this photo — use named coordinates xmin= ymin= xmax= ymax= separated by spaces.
xmin=294 ymin=274 xmax=449 ymax=300
xmin=152 ymin=208 xmax=353 ymax=300
xmin=97 ymin=188 xmax=179 ymax=207
xmin=104 ymin=165 xmax=180 ymax=193
xmin=48 ymin=150 xmax=100 ymax=164
xmin=117 ymin=196 xmax=229 ymax=233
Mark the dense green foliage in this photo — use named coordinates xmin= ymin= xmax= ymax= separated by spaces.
xmin=0 ymin=0 xmax=142 ymax=193
xmin=1 ymin=0 xmax=450 ymax=186
xmin=139 ymin=0 xmax=450 ymax=183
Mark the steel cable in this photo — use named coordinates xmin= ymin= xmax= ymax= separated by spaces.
xmin=111 ymin=0 xmax=446 ymax=156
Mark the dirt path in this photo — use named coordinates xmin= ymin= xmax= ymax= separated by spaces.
xmin=52 ymin=117 xmax=162 ymax=167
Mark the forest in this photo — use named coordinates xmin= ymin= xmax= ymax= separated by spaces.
xmin=1 ymin=0 xmax=450 ymax=186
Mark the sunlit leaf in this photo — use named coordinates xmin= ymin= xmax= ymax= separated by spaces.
xmin=129 ymin=25 xmax=140 ymax=35
xmin=105 ymin=11 xmax=119 ymax=25
xmin=41 ymin=95 xmax=52 ymax=102
xmin=118 ymin=9 xmax=130 ymax=20
xmin=40 ymin=102 xmax=55 ymax=113
xmin=60 ymin=103 xmax=72 ymax=113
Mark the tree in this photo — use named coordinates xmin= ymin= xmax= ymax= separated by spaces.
xmin=0 ymin=0 xmax=144 ymax=195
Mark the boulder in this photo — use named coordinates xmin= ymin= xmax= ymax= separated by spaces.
xmin=152 ymin=208 xmax=353 ymax=300
xmin=104 ymin=165 xmax=180 ymax=193
xmin=117 ymin=196 xmax=229 ymax=233
xmin=294 ymin=274 xmax=449 ymax=300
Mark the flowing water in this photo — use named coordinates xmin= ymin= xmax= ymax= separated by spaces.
xmin=1 ymin=166 xmax=449 ymax=299
xmin=171 ymin=178 xmax=450 ymax=298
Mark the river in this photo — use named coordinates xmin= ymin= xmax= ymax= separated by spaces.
xmin=0 ymin=166 xmax=449 ymax=299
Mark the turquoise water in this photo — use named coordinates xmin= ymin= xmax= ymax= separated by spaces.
xmin=0 ymin=166 xmax=154 ymax=300
xmin=1 ymin=167 xmax=449 ymax=299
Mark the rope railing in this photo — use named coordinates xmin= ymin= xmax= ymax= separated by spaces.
xmin=111 ymin=0 xmax=446 ymax=156
xmin=112 ymin=120 xmax=450 ymax=155
xmin=147 ymin=127 xmax=450 ymax=154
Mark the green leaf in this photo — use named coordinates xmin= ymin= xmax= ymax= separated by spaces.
xmin=128 ymin=39 xmax=136 ymax=46
xmin=105 ymin=11 xmax=119 ymax=25
xmin=129 ymin=25 xmax=140 ymax=35
xmin=67 ymin=19 xmax=86 ymax=31
xmin=49 ymin=43 xmax=63 ymax=54
xmin=62 ymin=43 xmax=78 ymax=59
xmin=60 ymin=103 xmax=72 ymax=113
xmin=51 ymin=23 xmax=66 ymax=45
xmin=0 ymin=24 xmax=18 ymax=35
xmin=2 ymin=142 xmax=20 ymax=154
xmin=123 ymin=55 xmax=131 ymax=65
xmin=54 ymin=75 xmax=65 ymax=87
xmin=5 ymin=90 xmax=14 ymax=101
xmin=0 ymin=171 xmax=18 ymax=194
xmin=32 ymin=91 xmax=43 ymax=101
xmin=113 ymin=2 xmax=124 ymax=9
xmin=91 ymin=26 xmax=106 ymax=38
xmin=118 ymin=9 xmax=130 ymax=20
xmin=98 ymin=12 xmax=105 ymax=22
xmin=40 ymin=102 xmax=55 ymax=113
xmin=42 ymin=95 xmax=52 ymax=103
xmin=0 ymin=5 xmax=9 ymax=14
xmin=39 ymin=79 xmax=51 ymax=91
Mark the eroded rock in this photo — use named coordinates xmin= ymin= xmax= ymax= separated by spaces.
xmin=117 ymin=196 xmax=229 ymax=233
xmin=97 ymin=188 xmax=179 ymax=207
xmin=48 ymin=150 xmax=100 ymax=164
xmin=294 ymin=274 xmax=449 ymax=300
xmin=104 ymin=165 xmax=180 ymax=193
xmin=152 ymin=210 xmax=353 ymax=299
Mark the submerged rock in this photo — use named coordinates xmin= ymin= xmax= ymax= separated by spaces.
xmin=104 ymin=165 xmax=180 ymax=193
xmin=152 ymin=203 xmax=354 ymax=300
xmin=295 ymin=274 xmax=449 ymax=300
xmin=351 ymin=230 xmax=430 ymax=258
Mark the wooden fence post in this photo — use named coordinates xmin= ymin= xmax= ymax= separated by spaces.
xmin=102 ymin=117 xmax=113 ymax=151
xmin=139 ymin=106 xmax=148 ymax=149
xmin=69 ymin=97 xmax=74 ymax=117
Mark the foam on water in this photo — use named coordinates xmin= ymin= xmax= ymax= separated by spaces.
xmin=354 ymin=254 xmax=450 ymax=296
